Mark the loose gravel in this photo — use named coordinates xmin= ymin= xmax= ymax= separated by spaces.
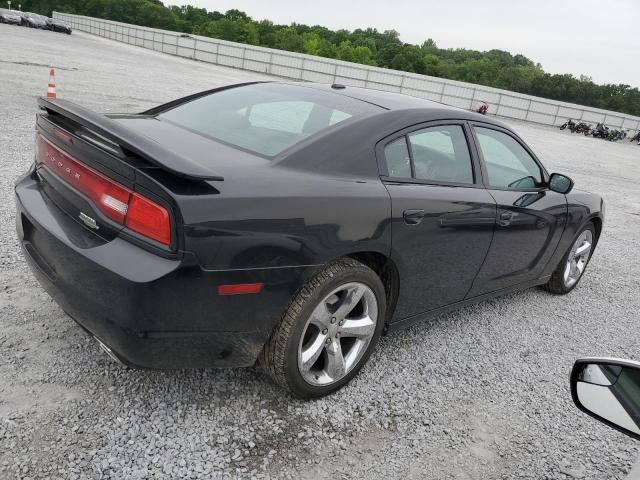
xmin=1 ymin=24 xmax=640 ymax=480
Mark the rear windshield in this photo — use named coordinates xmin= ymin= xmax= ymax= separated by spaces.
xmin=156 ymin=83 xmax=381 ymax=157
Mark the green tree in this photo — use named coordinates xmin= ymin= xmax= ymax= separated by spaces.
xmin=274 ymin=27 xmax=304 ymax=52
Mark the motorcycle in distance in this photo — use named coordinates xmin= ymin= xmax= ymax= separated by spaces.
xmin=477 ymin=102 xmax=489 ymax=115
xmin=574 ymin=122 xmax=591 ymax=134
xmin=607 ymin=128 xmax=627 ymax=141
xmin=560 ymin=118 xmax=576 ymax=131
xmin=591 ymin=122 xmax=609 ymax=139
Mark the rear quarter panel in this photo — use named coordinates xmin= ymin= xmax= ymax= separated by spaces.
xmin=180 ymin=166 xmax=392 ymax=271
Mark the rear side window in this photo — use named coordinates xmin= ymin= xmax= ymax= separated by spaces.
xmin=474 ymin=127 xmax=542 ymax=189
xmin=408 ymin=125 xmax=473 ymax=184
xmin=157 ymin=83 xmax=381 ymax=157
xmin=383 ymin=138 xmax=411 ymax=178
xmin=383 ymin=125 xmax=474 ymax=185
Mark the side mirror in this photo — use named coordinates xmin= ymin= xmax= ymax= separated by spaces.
xmin=571 ymin=358 xmax=640 ymax=440
xmin=548 ymin=173 xmax=574 ymax=194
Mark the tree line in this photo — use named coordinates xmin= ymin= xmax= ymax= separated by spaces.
xmin=21 ymin=0 xmax=640 ymax=117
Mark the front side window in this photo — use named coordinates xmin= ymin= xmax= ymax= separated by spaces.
xmin=474 ymin=127 xmax=542 ymax=189
xmin=157 ymin=83 xmax=381 ymax=157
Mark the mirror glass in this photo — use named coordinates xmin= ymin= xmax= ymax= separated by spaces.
xmin=549 ymin=173 xmax=573 ymax=194
xmin=575 ymin=362 xmax=640 ymax=435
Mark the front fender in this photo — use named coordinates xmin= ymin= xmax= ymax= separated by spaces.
xmin=541 ymin=191 xmax=604 ymax=278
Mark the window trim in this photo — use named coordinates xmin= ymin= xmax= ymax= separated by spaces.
xmin=375 ymin=120 xmax=483 ymax=188
xmin=469 ymin=121 xmax=550 ymax=192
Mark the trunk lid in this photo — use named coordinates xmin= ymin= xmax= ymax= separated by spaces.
xmin=34 ymin=98 xmax=207 ymax=254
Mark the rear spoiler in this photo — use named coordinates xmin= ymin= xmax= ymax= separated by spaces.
xmin=37 ymin=97 xmax=224 ymax=181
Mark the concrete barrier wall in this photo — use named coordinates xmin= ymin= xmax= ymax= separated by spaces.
xmin=54 ymin=12 xmax=640 ymax=134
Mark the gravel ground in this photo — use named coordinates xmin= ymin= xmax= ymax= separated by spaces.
xmin=1 ymin=24 xmax=640 ymax=480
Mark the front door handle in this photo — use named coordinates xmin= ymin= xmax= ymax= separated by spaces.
xmin=403 ymin=209 xmax=425 ymax=225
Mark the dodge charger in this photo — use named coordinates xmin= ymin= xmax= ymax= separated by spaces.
xmin=15 ymin=82 xmax=604 ymax=398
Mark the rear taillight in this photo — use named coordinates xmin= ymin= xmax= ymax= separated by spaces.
xmin=36 ymin=134 xmax=172 ymax=246
xmin=125 ymin=193 xmax=171 ymax=246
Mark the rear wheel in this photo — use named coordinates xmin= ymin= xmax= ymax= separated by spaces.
xmin=260 ymin=258 xmax=386 ymax=399
xmin=543 ymin=223 xmax=596 ymax=294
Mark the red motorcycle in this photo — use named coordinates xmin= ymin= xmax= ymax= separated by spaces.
xmin=478 ymin=102 xmax=489 ymax=115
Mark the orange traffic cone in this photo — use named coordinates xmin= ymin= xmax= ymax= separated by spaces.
xmin=47 ymin=68 xmax=57 ymax=99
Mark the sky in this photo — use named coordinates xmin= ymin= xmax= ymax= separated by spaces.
xmin=168 ymin=0 xmax=640 ymax=87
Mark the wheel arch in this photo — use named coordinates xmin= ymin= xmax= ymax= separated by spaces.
xmin=589 ymin=215 xmax=603 ymax=246
xmin=345 ymin=251 xmax=400 ymax=330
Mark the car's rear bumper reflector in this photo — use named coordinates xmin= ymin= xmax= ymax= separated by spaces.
xmin=217 ymin=283 xmax=264 ymax=295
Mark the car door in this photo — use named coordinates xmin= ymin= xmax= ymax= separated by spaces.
xmin=379 ymin=122 xmax=497 ymax=321
xmin=466 ymin=123 xmax=567 ymax=297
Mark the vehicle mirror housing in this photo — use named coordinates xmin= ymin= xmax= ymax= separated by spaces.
xmin=548 ymin=173 xmax=574 ymax=194
xmin=571 ymin=358 xmax=640 ymax=440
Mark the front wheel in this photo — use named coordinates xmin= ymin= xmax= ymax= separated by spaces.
xmin=543 ymin=223 xmax=596 ymax=294
xmin=260 ymin=258 xmax=386 ymax=399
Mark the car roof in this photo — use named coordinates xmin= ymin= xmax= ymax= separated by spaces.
xmin=295 ymin=82 xmax=444 ymax=111
xmin=283 ymin=81 xmax=508 ymax=130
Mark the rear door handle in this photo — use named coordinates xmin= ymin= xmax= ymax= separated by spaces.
xmin=403 ymin=209 xmax=425 ymax=225
xmin=499 ymin=210 xmax=514 ymax=226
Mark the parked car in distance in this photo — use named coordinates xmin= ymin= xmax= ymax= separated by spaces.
xmin=571 ymin=358 xmax=640 ymax=440
xmin=0 ymin=8 xmax=22 ymax=25
xmin=46 ymin=17 xmax=72 ymax=34
xmin=20 ymin=12 xmax=47 ymax=28
xmin=15 ymin=82 xmax=605 ymax=398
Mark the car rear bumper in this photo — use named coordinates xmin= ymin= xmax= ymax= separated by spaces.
xmin=15 ymin=169 xmax=315 ymax=369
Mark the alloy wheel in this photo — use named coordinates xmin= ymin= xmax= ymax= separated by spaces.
xmin=297 ymin=282 xmax=378 ymax=386
xmin=564 ymin=230 xmax=593 ymax=288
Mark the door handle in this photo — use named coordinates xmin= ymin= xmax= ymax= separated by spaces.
xmin=499 ymin=211 xmax=513 ymax=227
xmin=403 ymin=209 xmax=425 ymax=225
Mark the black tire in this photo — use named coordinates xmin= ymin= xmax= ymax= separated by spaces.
xmin=260 ymin=258 xmax=386 ymax=399
xmin=542 ymin=223 xmax=596 ymax=295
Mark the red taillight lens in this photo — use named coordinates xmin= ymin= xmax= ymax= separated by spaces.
xmin=36 ymin=134 xmax=172 ymax=246
xmin=36 ymin=134 xmax=131 ymax=223
xmin=125 ymin=193 xmax=171 ymax=245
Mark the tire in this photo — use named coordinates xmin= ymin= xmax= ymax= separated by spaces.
xmin=542 ymin=223 xmax=596 ymax=295
xmin=260 ymin=258 xmax=386 ymax=399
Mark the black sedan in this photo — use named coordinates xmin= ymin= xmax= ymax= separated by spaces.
xmin=47 ymin=18 xmax=72 ymax=34
xmin=15 ymin=82 xmax=604 ymax=398
xmin=19 ymin=12 xmax=47 ymax=28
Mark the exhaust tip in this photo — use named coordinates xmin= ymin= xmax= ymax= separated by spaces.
xmin=94 ymin=336 xmax=126 ymax=366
